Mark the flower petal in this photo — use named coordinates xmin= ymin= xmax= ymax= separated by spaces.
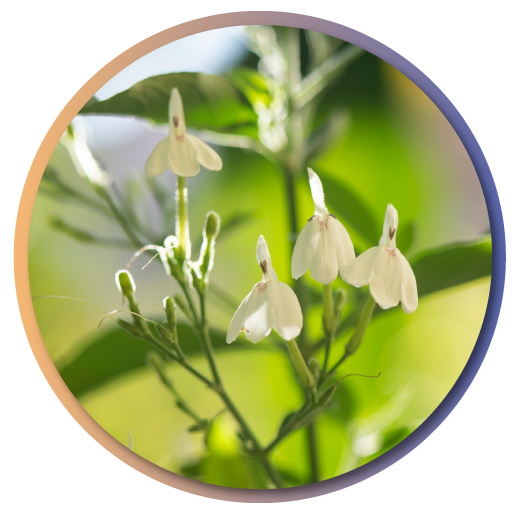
xmin=256 ymin=235 xmax=278 ymax=282
xmin=243 ymin=284 xmax=272 ymax=343
xmin=266 ymin=281 xmax=303 ymax=341
xmin=186 ymin=135 xmax=223 ymax=171
xmin=308 ymin=168 xmax=327 ymax=217
xmin=291 ymin=220 xmax=316 ymax=280
xmin=340 ymin=245 xmax=382 ymax=287
xmin=397 ymin=250 xmax=418 ymax=313
xmin=169 ymin=88 xmax=186 ymax=135
xmin=168 ymin=135 xmax=200 ymax=177
xmin=308 ymin=224 xmax=340 ymax=284
xmin=145 ymin=137 xmax=171 ymax=178
xmin=329 ymin=217 xmax=356 ymax=273
xmin=368 ymin=248 xmax=402 ymax=310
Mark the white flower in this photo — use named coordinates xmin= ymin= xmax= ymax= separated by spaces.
xmin=226 ymin=236 xmax=303 ymax=344
xmin=291 ymin=168 xmax=355 ymax=284
xmin=340 ymin=204 xmax=418 ymax=314
xmin=145 ymin=88 xmax=223 ymax=178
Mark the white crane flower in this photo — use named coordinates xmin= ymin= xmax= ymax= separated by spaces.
xmin=291 ymin=168 xmax=355 ymax=284
xmin=340 ymin=204 xmax=418 ymax=314
xmin=226 ymin=236 xmax=303 ymax=344
xmin=145 ymin=88 xmax=223 ymax=178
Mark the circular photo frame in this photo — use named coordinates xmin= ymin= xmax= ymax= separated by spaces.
xmin=14 ymin=11 xmax=505 ymax=503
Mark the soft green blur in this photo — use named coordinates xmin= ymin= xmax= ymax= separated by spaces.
xmin=29 ymin=27 xmax=490 ymax=488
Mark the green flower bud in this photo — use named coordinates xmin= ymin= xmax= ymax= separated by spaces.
xmin=334 ymin=288 xmax=347 ymax=328
xmin=204 ymin=211 xmax=221 ymax=240
xmin=163 ymin=296 xmax=177 ymax=334
xmin=309 ymin=358 xmax=321 ymax=380
xmin=115 ymin=270 xmax=136 ymax=300
xmin=318 ymin=384 xmax=338 ymax=407
xmin=155 ymin=322 xmax=174 ymax=345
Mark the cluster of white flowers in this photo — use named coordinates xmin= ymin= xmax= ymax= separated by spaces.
xmin=146 ymin=89 xmax=418 ymax=347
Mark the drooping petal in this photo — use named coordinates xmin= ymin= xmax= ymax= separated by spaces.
xmin=329 ymin=217 xmax=356 ymax=274
xmin=308 ymin=168 xmax=327 ymax=217
xmin=226 ymin=283 xmax=271 ymax=344
xmin=186 ymin=135 xmax=223 ymax=171
xmin=145 ymin=137 xmax=171 ymax=177
xmin=226 ymin=290 xmax=250 ymax=344
xmin=397 ymin=250 xmax=418 ymax=314
xmin=168 ymin=88 xmax=186 ymax=135
xmin=368 ymin=248 xmax=402 ymax=310
xmin=379 ymin=203 xmax=399 ymax=248
xmin=256 ymin=235 xmax=278 ymax=282
xmin=266 ymin=281 xmax=303 ymax=341
xmin=340 ymin=245 xmax=382 ymax=287
xmin=291 ymin=220 xmax=316 ymax=280
xmin=168 ymin=135 xmax=200 ymax=177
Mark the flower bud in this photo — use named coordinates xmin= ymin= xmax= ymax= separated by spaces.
xmin=115 ymin=270 xmax=136 ymax=301
xmin=318 ymin=384 xmax=338 ymax=407
xmin=309 ymin=358 xmax=321 ymax=380
xmin=205 ymin=211 xmax=221 ymax=239
xmin=155 ymin=322 xmax=174 ymax=345
xmin=163 ymin=296 xmax=177 ymax=334
xmin=334 ymin=288 xmax=347 ymax=328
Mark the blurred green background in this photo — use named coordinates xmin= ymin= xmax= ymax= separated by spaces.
xmin=29 ymin=26 xmax=490 ymax=488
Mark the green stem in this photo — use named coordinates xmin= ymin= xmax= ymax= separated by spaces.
xmin=306 ymin=422 xmax=319 ymax=483
xmin=176 ymin=176 xmax=190 ymax=261
xmin=328 ymin=293 xmax=377 ymax=376
xmin=97 ymin=187 xmax=143 ymax=249
xmin=286 ymin=339 xmax=315 ymax=391
xmin=322 ymin=283 xmax=334 ymax=373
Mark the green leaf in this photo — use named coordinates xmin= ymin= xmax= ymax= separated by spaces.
xmin=318 ymin=173 xmax=380 ymax=245
xmin=228 ymin=68 xmax=273 ymax=107
xmin=411 ymin=235 xmax=492 ymax=298
xmin=79 ymin=72 xmax=259 ymax=136
xmin=59 ymin=323 xmax=264 ymax=399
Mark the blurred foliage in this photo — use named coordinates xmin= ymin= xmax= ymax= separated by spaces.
xmin=30 ymin=26 xmax=491 ymax=489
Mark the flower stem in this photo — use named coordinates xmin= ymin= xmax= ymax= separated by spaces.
xmin=176 ymin=176 xmax=190 ymax=261
xmin=322 ymin=283 xmax=335 ymax=373
xmin=306 ymin=422 xmax=319 ymax=483
xmin=328 ymin=293 xmax=377 ymax=376
xmin=286 ymin=339 xmax=315 ymax=391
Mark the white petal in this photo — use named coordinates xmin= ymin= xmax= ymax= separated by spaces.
xmin=379 ymin=203 xmax=399 ymax=248
xmin=243 ymin=284 xmax=272 ymax=342
xmin=168 ymin=135 xmax=200 ymax=177
xmin=368 ymin=248 xmax=402 ymax=310
xmin=169 ymin=88 xmax=186 ymax=135
xmin=397 ymin=250 xmax=418 ymax=313
xmin=291 ymin=220 xmax=316 ymax=280
xmin=266 ymin=281 xmax=303 ymax=341
xmin=226 ymin=284 xmax=270 ymax=344
xmin=186 ymin=135 xmax=222 ymax=171
xmin=329 ymin=217 xmax=356 ymax=272
xmin=256 ymin=235 xmax=278 ymax=282
xmin=308 ymin=168 xmax=327 ymax=217
xmin=309 ymin=222 xmax=340 ymax=284
xmin=145 ymin=137 xmax=170 ymax=177
xmin=340 ymin=245 xmax=382 ymax=287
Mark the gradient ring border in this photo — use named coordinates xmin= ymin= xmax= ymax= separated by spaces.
xmin=14 ymin=11 xmax=506 ymax=503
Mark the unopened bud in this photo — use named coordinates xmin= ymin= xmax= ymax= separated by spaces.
xmin=318 ymin=384 xmax=338 ymax=407
xmin=115 ymin=270 xmax=136 ymax=300
xmin=204 ymin=211 xmax=220 ymax=240
xmin=334 ymin=288 xmax=347 ymax=327
xmin=48 ymin=215 xmax=94 ymax=243
xmin=155 ymin=322 xmax=174 ymax=345
xmin=309 ymin=358 xmax=321 ymax=380
xmin=163 ymin=297 xmax=177 ymax=333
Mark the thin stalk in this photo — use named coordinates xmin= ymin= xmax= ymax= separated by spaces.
xmin=176 ymin=176 xmax=190 ymax=260
xmin=328 ymin=293 xmax=377 ymax=376
xmin=322 ymin=283 xmax=334 ymax=373
xmin=306 ymin=423 xmax=319 ymax=483
xmin=97 ymin=187 xmax=143 ymax=249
